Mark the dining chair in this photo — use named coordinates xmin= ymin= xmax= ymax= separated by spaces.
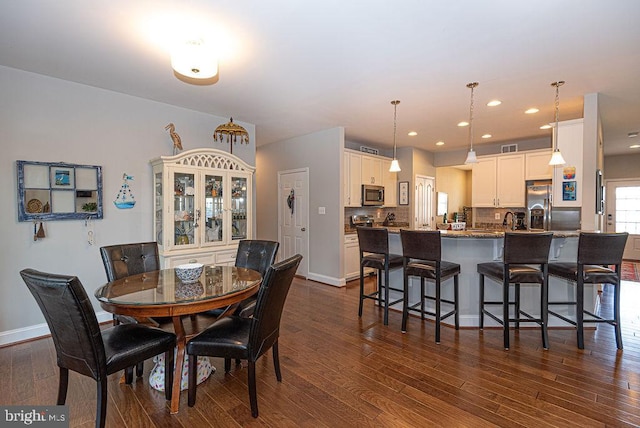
xmin=186 ymin=254 xmax=303 ymax=418
xmin=400 ymin=229 xmax=460 ymax=342
xmin=478 ymin=232 xmax=553 ymax=350
xmin=232 ymin=239 xmax=280 ymax=317
xmin=20 ymin=268 xmax=176 ymax=428
xmin=548 ymin=232 xmax=628 ymax=349
xmin=357 ymin=226 xmax=404 ymax=325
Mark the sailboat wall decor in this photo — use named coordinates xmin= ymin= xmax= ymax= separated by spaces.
xmin=114 ymin=173 xmax=136 ymax=209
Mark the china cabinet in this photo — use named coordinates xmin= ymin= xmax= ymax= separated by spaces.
xmin=150 ymin=148 xmax=255 ymax=268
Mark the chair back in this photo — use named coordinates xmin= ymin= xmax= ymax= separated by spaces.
xmin=249 ymin=254 xmax=302 ymax=360
xmin=577 ymin=232 xmax=628 ymax=266
xmin=235 ymin=240 xmax=280 ymax=277
xmin=502 ymin=232 xmax=553 ymax=264
xmin=100 ymin=242 xmax=160 ymax=281
xmin=357 ymin=227 xmax=390 ymax=255
xmin=20 ymin=269 xmax=105 ymax=380
xmin=400 ymin=229 xmax=442 ymax=262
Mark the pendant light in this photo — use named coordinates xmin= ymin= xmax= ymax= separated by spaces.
xmin=549 ymin=81 xmax=567 ymax=166
xmin=464 ymin=82 xmax=479 ymax=164
xmin=389 ymin=100 xmax=401 ymax=172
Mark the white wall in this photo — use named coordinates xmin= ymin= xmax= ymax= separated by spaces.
xmin=0 ymin=66 xmax=255 ymax=344
xmin=256 ymin=127 xmax=343 ymax=284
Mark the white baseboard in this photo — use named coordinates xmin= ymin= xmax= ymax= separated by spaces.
xmin=305 ymin=272 xmax=346 ymax=287
xmin=0 ymin=311 xmax=113 ymax=347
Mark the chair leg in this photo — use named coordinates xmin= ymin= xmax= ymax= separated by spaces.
xmin=541 ymin=277 xmax=549 ymax=350
xmin=136 ymin=362 xmax=144 ymax=377
xmin=479 ymin=274 xmax=485 ymax=330
xmin=358 ymin=264 xmax=365 ymax=317
xmin=272 ymin=341 xmax=282 ymax=381
xmin=515 ymin=283 xmax=521 ymax=330
xmin=57 ymin=367 xmax=69 ymax=405
xmin=224 ymin=358 xmax=231 ymax=372
xmin=435 ymin=276 xmax=441 ymax=344
xmin=401 ymin=270 xmax=409 ymax=333
xmin=614 ymin=280 xmax=623 ymax=350
xmin=96 ymin=379 xmax=107 ymax=428
xmin=420 ymin=277 xmax=426 ymax=320
xmin=248 ymin=361 xmax=259 ymax=418
xmin=188 ymin=354 xmax=197 ymax=407
xmin=454 ymin=274 xmax=460 ymax=330
xmin=383 ymin=268 xmax=390 ymax=326
xmin=124 ymin=366 xmax=133 ymax=384
xmin=503 ymin=277 xmax=510 ymax=350
xmin=576 ymin=279 xmax=585 ymax=349
xmin=164 ymin=350 xmax=174 ymax=401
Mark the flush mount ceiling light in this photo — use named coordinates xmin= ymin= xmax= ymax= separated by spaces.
xmin=213 ymin=118 xmax=249 ymax=154
xmin=548 ymin=81 xmax=567 ymax=166
xmin=389 ymin=100 xmax=401 ymax=172
xmin=171 ymin=38 xmax=218 ymax=79
xmin=464 ymin=82 xmax=479 ymax=164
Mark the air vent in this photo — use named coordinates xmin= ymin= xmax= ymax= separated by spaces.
xmin=501 ymin=144 xmax=518 ymax=153
xmin=359 ymin=146 xmax=379 ymax=155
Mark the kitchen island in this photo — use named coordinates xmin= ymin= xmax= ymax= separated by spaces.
xmin=377 ymin=229 xmax=588 ymax=329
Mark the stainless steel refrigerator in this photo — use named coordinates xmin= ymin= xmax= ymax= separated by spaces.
xmin=526 ymin=180 xmax=581 ymax=231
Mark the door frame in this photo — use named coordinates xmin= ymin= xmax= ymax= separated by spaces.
xmin=277 ymin=167 xmax=309 ymax=277
xmin=604 ymin=177 xmax=640 ymax=260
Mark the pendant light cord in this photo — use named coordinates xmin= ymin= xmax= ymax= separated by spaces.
xmin=552 ymin=81 xmax=564 ymax=151
xmin=391 ymin=100 xmax=400 ymax=159
xmin=467 ymin=82 xmax=478 ymax=152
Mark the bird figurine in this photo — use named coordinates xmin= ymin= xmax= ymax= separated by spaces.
xmin=165 ymin=123 xmax=183 ymax=155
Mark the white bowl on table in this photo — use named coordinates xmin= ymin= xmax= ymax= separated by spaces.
xmin=175 ymin=263 xmax=204 ymax=283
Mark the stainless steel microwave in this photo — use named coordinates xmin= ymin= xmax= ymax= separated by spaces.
xmin=362 ymin=184 xmax=385 ymax=206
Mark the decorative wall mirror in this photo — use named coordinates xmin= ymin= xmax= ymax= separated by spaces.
xmin=17 ymin=160 xmax=103 ymax=221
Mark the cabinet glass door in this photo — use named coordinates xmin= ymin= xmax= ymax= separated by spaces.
xmin=154 ymin=171 xmax=163 ymax=246
xmin=231 ymin=176 xmax=248 ymax=241
xmin=173 ymin=172 xmax=195 ymax=247
xmin=204 ymin=174 xmax=224 ymax=243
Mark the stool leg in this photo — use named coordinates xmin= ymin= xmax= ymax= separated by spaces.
xmin=614 ymin=280 xmax=623 ymax=350
xmin=576 ymin=277 xmax=585 ymax=349
xmin=358 ymin=263 xmax=365 ymax=318
xmin=503 ymin=277 xmax=510 ymax=350
xmin=541 ymin=274 xmax=549 ymax=350
xmin=479 ymin=274 xmax=485 ymax=330
xmin=420 ymin=277 xmax=426 ymax=320
xmin=401 ymin=268 xmax=409 ymax=333
xmin=435 ymin=275 xmax=441 ymax=344
xmin=383 ymin=266 xmax=390 ymax=326
xmin=454 ymin=274 xmax=460 ymax=330
xmin=515 ymin=283 xmax=521 ymax=330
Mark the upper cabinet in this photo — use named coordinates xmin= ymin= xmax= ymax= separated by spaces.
xmin=344 ymin=151 xmax=362 ymax=207
xmin=150 ymin=148 xmax=254 ymax=267
xmin=361 ymin=155 xmax=382 ymax=185
xmin=552 ymin=119 xmax=583 ymax=207
xmin=472 ymin=153 xmax=525 ymax=207
xmin=525 ymin=150 xmax=553 ymax=180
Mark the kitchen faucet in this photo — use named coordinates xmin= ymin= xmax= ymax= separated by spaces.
xmin=502 ymin=211 xmax=515 ymax=231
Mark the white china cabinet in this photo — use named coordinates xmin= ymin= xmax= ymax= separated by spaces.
xmin=150 ymin=148 xmax=255 ymax=268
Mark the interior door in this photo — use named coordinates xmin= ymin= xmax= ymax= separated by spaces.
xmin=605 ymin=179 xmax=640 ymax=260
xmin=415 ymin=175 xmax=435 ymax=229
xmin=278 ymin=168 xmax=309 ymax=276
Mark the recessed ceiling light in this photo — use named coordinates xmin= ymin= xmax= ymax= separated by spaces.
xmin=408 ymin=131 xmax=417 ymax=136
xmin=435 ymin=141 xmax=445 ymax=146
xmin=525 ymin=108 xmax=539 ymax=114
xmin=487 ymin=100 xmax=501 ymax=107
xmin=457 ymin=121 xmax=469 ymax=127
xmin=630 ymin=144 xmax=640 ymax=149
xmin=628 ymin=131 xmax=639 ymax=138
xmin=540 ymin=124 xmax=552 ymax=130
xmin=481 ymin=134 xmax=492 ymax=139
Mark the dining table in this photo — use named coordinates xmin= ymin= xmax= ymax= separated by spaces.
xmin=94 ymin=265 xmax=262 ymax=414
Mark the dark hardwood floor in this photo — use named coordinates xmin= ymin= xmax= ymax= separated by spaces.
xmin=3 ymin=276 xmax=640 ymax=427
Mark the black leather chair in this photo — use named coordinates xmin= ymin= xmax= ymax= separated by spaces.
xmin=233 ymin=239 xmax=280 ymax=317
xmin=186 ymin=254 xmax=303 ymax=418
xmin=400 ymin=229 xmax=460 ymax=342
xmin=20 ymin=269 xmax=176 ymax=428
xmin=548 ymin=232 xmax=628 ymax=350
xmin=478 ymin=232 xmax=553 ymax=350
xmin=357 ymin=227 xmax=404 ymax=326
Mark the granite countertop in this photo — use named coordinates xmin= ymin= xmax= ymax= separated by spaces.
xmin=345 ymin=225 xmax=580 ymax=238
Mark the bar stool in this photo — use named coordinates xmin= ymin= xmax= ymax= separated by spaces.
xmin=357 ymin=226 xmax=404 ymax=325
xmin=400 ymin=229 xmax=460 ymax=343
xmin=478 ymin=232 xmax=553 ymax=350
xmin=548 ymin=232 xmax=628 ymax=350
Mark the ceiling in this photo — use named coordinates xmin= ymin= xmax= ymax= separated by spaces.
xmin=2 ymin=1 xmax=639 ymax=157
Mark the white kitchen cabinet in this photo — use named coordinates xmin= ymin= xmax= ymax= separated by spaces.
xmin=382 ymin=159 xmax=397 ymax=207
xmin=472 ymin=154 xmax=524 ymax=207
xmin=344 ymin=151 xmax=362 ymax=207
xmin=150 ymin=148 xmax=254 ymax=267
xmin=552 ymin=119 xmax=583 ymax=207
xmin=361 ymin=155 xmax=382 ymax=185
xmin=525 ymin=150 xmax=553 ymax=180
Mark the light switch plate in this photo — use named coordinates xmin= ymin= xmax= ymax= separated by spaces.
xmin=318 ymin=207 xmax=326 ymax=215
